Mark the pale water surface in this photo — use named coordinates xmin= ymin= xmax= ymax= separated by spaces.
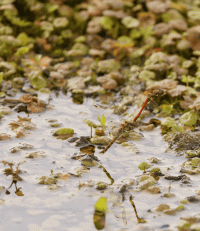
xmin=0 ymin=92 xmax=199 ymax=231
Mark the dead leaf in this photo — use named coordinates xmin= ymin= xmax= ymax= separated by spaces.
xmin=40 ymin=56 xmax=52 ymax=68
xmin=9 ymin=122 xmax=21 ymax=130
xmin=19 ymin=94 xmax=33 ymax=104
xmin=57 ymin=173 xmax=70 ymax=181
xmin=18 ymin=116 xmax=31 ymax=122
xmin=27 ymin=102 xmax=44 ymax=113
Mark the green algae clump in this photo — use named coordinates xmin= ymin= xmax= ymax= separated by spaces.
xmin=55 ymin=128 xmax=74 ymax=135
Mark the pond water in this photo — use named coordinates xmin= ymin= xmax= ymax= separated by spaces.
xmin=0 ymin=92 xmax=200 ymax=231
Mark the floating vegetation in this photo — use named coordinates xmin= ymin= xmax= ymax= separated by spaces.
xmin=80 ymin=145 xmax=95 ymax=155
xmin=9 ymin=116 xmax=36 ymax=138
xmin=96 ymin=182 xmax=107 ymax=190
xmin=53 ymin=127 xmax=74 ymax=140
xmin=0 ymin=160 xmax=25 ymax=182
xmin=81 ymin=155 xmax=98 ymax=167
xmin=181 ymin=158 xmax=200 ymax=174
xmin=90 ymin=136 xmax=111 ymax=145
xmin=68 ymin=166 xmax=90 ymax=177
xmin=26 ymin=151 xmax=46 ymax=159
xmin=38 ymin=176 xmax=57 ymax=185
xmin=0 ymin=133 xmax=11 ymax=140
xmin=138 ymin=175 xmax=157 ymax=190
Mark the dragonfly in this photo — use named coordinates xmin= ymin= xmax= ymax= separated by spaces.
xmin=100 ymin=89 xmax=164 ymax=154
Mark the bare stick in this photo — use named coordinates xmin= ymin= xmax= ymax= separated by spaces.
xmin=100 ymin=89 xmax=163 ymax=154
xmin=129 ymin=195 xmax=146 ymax=223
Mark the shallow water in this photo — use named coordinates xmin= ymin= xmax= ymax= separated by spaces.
xmin=0 ymin=92 xmax=199 ymax=231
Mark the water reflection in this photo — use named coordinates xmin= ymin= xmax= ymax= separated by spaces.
xmin=5 ymin=179 xmax=24 ymax=196
xmin=129 ymin=195 xmax=146 ymax=223
xmin=93 ymin=197 xmax=107 ymax=230
xmin=93 ymin=211 xmax=105 ymax=230
xmin=100 ymin=165 xmax=114 ymax=185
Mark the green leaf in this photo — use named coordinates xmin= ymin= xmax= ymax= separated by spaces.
xmin=182 ymin=75 xmax=195 ymax=85
xmin=12 ymin=17 xmax=32 ymax=27
xmin=186 ymin=87 xmax=197 ymax=95
xmin=71 ymin=42 xmax=88 ymax=56
xmin=121 ymin=16 xmax=139 ymax=28
xmin=0 ymin=0 xmax=15 ymax=4
xmin=90 ymin=136 xmax=111 ymax=145
xmin=29 ymin=75 xmax=47 ymax=90
xmin=0 ymin=92 xmax=5 ymax=98
xmin=75 ymin=35 xmax=86 ymax=43
xmin=99 ymin=16 xmax=114 ymax=30
xmin=179 ymin=111 xmax=198 ymax=126
xmin=162 ymin=117 xmax=177 ymax=127
xmin=129 ymin=28 xmax=142 ymax=39
xmin=150 ymin=167 xmax=161 ymax=173
xmin=46 ymin=3 xmax=59 ymax=13
xmin=171 ymin=125 xmax=184 ymax=133
xmin=83 ymin=119 xmax=97 ymax=128
xmin=140 ymin=26 xmax=154 ymax=39
xmin=56 ymin=128 xmax=74 ymax=135
xmin=191 ymin=157 xmax=200 ymax=168
xmin=53 ymin=17 xmax=69 ymax=28
xmin=98 ymin=116 xmax=101 ymax=124
xmin=138 ymin=162 xmax=150 ymax=171
xmin=14 ymin=46 xmax=30 ymax=57
xmin=139 ymin=70 xmax=155 ymax=81
xmin=117 ymin=36 xmax=133 ymax=44
xmin=186 ymin=150 xmax=196 ymax=157
xmin=94 ymin=197 xmax=107 ymax=213
xmin=101 ymin=114 xmax=106 ymax=126
xmin=17 ymin=32 xmax=29 ymax=46
xmin=161 ymin=104 xmax=175 ymax=115
xmin=0 ymin=72 xmax=3 ymax=84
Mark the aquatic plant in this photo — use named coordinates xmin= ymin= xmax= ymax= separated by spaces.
xmin=97 ymin=114 xmax=106 ymax=130
xmin=83 ymin=119 xmax=97 ymax=138
xmin=138 ymin=162 xmax=150 ymax=174
xmin=0 ymin=160 xmax=25 ymax=182
xmin=53 ymin=128 xmax=74 ymax=140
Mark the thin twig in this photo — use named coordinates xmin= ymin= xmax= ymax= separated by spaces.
xmin=129 ymin=195 xmax=146 ymax=223
xmin=100 ymin=89 xmax=163 ymax=154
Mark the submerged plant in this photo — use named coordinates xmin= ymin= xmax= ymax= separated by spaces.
xmin=164 ymin=182 xmax=175 ymax=198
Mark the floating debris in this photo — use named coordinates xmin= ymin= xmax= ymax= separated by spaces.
xmin=38 ymin=176 xmax=57 ymax=185
xmin=26 ymin=151 xmax=46 ymax=159
xmin=53 ymin=128 xmax=74 ymax=140
xmin=0 ymin=133 xmax=11 ymax=140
